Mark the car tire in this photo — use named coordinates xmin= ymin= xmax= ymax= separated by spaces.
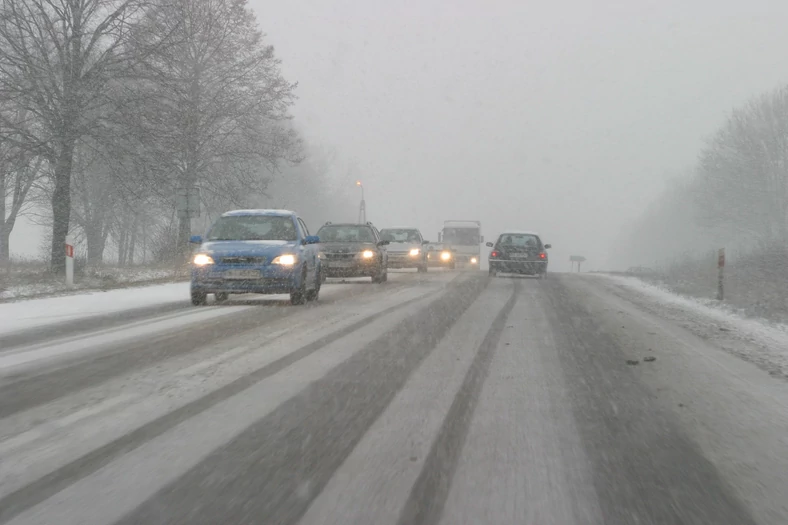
xmin=418 ymin=264 xmax=427 ymax=273
xmin=373 ymin=267 xmax=387 ymax=283
xmin=290 ymin=270 xmax=307 ymax=305
xmin=489 ymin=268 xmax=497 ymax=278
xmin=214 ymin=292 xmax=229 ymax=304
xmin=191 ymin=291 xmax=207 ymax=306
xmin=306 ymin=271 xmax=321 ymax=302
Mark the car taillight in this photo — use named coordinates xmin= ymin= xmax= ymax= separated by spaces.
xmin=491 ymin=251 xmax=499 ymax=257
xmin=539 ymin=252 xmax=546 ymax=259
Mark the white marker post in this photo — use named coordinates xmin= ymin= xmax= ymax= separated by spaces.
xmin=65 ymin=243 xmax=74 ymax=287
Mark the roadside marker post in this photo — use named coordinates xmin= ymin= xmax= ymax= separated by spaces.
xmin=65 ymin=243 xmax=75 ymax=287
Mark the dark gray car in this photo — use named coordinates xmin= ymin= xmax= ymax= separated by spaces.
xmin=487 ymin=230 xmax=551 ymax=278
xmin=316 ymin=222 xmax=390 ymax=282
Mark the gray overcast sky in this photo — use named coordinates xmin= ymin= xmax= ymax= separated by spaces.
xmin=253 ymin=0 xmax=788 ymax=270
xmin=10 ymin=0 xmax=788 ymax=270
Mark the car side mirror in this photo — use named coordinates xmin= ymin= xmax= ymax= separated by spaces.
xmin=305 ymin=235 xmax=320 ymax=245
xmin=378 ymin=240 xmax=390 ymax=246
xmin=544 ymin=244 xmax=551 ymax=249
xmin=422 ymin=240 xmax=430 ymax=245
xmin=189 ymin=235 xmax=203 ymax=244
xmin=485 ymin=242 xmax=493 ymax=248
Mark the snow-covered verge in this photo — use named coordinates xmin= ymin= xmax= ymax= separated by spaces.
xmin=592 ymin=273 xmax=788 ymax=380
xmin=0 ymin=282 xmax=190 ymax=336
xmin=0 ymin=262 xmax=188 ymax=301
xmin=618 ymin=248 xmax=788 ymax=324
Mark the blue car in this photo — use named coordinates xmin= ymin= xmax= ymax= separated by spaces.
xmin=189 ymin=209 xmax=322 ymax=306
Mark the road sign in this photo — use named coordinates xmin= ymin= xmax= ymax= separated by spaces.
xmin=176 ymin=187 xmax=201 ymax=219
xmin=569 ymin=255 xmax=586 ymax=272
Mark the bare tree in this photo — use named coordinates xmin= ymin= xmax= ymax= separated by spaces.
xmin=696 ymin=87 xmax=788 ymax=245
xmin=124 ymin=0 xmax=300 ymax=258
xmin=0 ymin=0 xmax=153 ymax=272
xmin=1 ymin=148 xmax=43 ymax=263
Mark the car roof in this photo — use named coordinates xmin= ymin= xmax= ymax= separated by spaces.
xmin=444 ymin=221 xmax=481 ymax=227
xmin=319 ymin=223 xmax=374 ymax=227
xmin=380 ymin=227 xmax=420 ymax=231
xmin=498 ymin=230 xmax=540 ymax=236
xmin=221 ymin=209 xmax=296 ymax=217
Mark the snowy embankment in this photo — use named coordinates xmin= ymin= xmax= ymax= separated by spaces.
xmin=0 ymin=265 xmax=187 ymax=301
xmin=595 ymin=273 xmax=788 ymax=379
xmin=0 ymin=282 xmax=190 ymax=337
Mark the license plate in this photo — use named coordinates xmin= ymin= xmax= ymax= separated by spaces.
xmin=512 ymin=254 xmax=529 ymax=259
xmin=330 ymin=261 xmax=354 ymax=268
xmin=223 ymin=269 xmax=261 ymax=279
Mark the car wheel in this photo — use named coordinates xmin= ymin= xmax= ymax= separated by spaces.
xmin=306 ymin=271 xmax=321 ymax=302
xmin=489 ymin=268 xmax=497 ymax=278
xmin=290 ymin=271 xmax=307 ymax=305
xmin=214 ymin=292 xmax=229 ymax=304
xmin=417 ymin=264 xmax=427 ymax=273
xmin=191 ymin=291 xmax=207 ymax=306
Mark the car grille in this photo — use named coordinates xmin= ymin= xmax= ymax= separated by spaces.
xmin=220 ymin=256 xmax=267 ymax=264
xmin=323 ymin=253 xmax=356 ymax=261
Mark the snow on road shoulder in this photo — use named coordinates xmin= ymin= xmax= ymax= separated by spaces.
xmin=0 ymin=282 xmax=189 ymax=336
xmin=592 ymin=273 xmax=788 ymax=379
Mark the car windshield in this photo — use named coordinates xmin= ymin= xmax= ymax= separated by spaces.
xmin=498 ymin=233 xmax=540 ymax=248
xmin=380 ymin=229 xmax=420 ymax=243
xmin=317 ymin=225 xmax=376 ymax=243
xmin=443 ymin=228 xmax=479 ymax=245
xmin=206 ymin=215 xmax=297 ymax=241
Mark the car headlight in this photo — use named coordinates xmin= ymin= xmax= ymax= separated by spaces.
xmin=361 ymin=250 xmax=375 ymax=259
xmin=271 ymin=254 xmax=297 ymax=265
xmin=471 ymin=257 xmax=478 ymax=264
xmin=318 ymin=252 xmax=325 ymax=259
xmin=193 ymin=253 xmax=214 ymax=266
xmin=409 ymin=248 xmax=420 ymax=256
xmin=440 ymin=251 xmax=451 ymax=261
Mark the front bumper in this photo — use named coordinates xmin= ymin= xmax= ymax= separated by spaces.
xmin=191 ymin=264 xmax=299 ymax=294
xmin=322 ymin=258 xmax=380 ymax=277
xmin=387 ymin=253 xmax=425 ymax=269
xmin=489 ymin=260 xmax=547 ymax=274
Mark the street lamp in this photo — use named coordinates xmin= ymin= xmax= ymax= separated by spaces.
xmin=356 ymin=180 xmax=366 ymax=223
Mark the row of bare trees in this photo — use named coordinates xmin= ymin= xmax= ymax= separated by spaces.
xmin=0 ymin=0 xmax=308 ymax=271
xmin=616 ymin=85 xmax=788 ymax=269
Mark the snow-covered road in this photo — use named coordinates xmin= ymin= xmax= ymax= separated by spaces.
xmin=1 ymin=271 xmax=787 ymax=524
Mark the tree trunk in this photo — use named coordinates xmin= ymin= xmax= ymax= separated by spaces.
xmin=50 ymin=138 xmax=76 ymax=274
xmin=85 ymin=227 xmax=106 ymax=266
xmin=127 ymin=213 xmax=138 ymax=266
xmin=118 ymin=226 xmax=128 ymax=266
xmin=0 ymin=171 xmax=7 ymax=265
xmin=0 ymin=226 xmax=10 ymax=265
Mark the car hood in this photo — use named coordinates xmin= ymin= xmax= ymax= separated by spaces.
xmin=386 ymin=242 xmax=422 ymax=253
xmin=319 ymin=241 xmax=378 ymax=253
xmin=199 ymin=240 xmax=298 ymax=257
